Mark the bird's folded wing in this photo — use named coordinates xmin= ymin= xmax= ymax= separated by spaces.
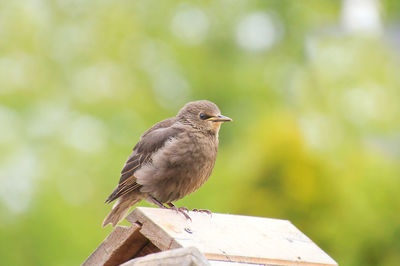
xmin=105 ymin=123 xmax=182 ymax=203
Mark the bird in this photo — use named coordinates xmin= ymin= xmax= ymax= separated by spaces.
xmin=102 ymin=100 xmax=232 ymax=227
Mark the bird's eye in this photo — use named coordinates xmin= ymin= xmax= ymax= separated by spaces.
xmin=199 ymin=113 xmax=207 ymax=120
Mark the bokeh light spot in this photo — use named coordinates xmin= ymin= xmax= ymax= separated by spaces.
xmin=171 ymin=5 xmax=209 ymax=45
xmin=235 ymin=12 xmax=283 ymax=52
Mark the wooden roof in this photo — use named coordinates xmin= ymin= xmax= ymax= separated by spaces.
xmin=83 ymin=207 xmax=337 ymax=266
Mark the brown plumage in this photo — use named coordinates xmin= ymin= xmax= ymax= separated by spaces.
xmin=102 ymin=100 xmax=232 ymax=227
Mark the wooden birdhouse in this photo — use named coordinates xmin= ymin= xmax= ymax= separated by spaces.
xmin=83 ymin=207 xmax=337 ymax=265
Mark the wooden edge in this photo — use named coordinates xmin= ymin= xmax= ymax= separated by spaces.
xmin=121 ymin=247 xmax=210 ymax=266
xmin=126 ymin=208 xmax=182 ymax=251
xmin=82 ymin=223 xmax=148 ymax=266
xmin=205 ymin=253 xmax=338 ymax=266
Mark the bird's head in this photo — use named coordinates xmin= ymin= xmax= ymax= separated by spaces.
xmin=177 ymin=100 xmax=232 ymax=134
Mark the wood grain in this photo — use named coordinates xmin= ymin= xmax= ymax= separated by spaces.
xmin=126 ymin=207 xmax=338 ymax=266
xmin=83 ymin=223 xmax=148 ymax=266
xmin=121 ymin=247 xmax=210 ymax=266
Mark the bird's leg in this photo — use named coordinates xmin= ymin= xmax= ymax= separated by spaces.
xmin=166 ymin=203 xmax=191 ymax=221
xmin=167 ymin=203 xmax=189 ymax=212
xmin=192 ymin=208 xmax=212 ymax=216
xmin=149 ymin=195 xmax=168 ymax=209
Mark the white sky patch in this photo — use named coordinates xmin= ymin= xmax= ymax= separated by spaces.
xmin=235 ymin=11 xmax=283 ymax=52
xmin=62 ymin=114 xmax=107 ymax=153
xmin=171 ymin=5 xmax=209 ymax=45
xmin=0 ymin=148 xmax=40 ymax=214
xmin=341 ymin=0 xmax=382 ymax=34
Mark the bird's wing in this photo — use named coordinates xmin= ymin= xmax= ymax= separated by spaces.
xmin=105 ymin=118 xmax=181 ymax=203
xmin=141 ymin=117 xmax=177 ymax=137
xmin=119 ymin=117 xmax=177 ymax=185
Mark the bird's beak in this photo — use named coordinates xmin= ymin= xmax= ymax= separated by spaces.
xmin=206 ymin=115 xmax=232 ymax=123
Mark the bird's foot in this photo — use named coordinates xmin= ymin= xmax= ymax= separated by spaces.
xmin=170 ymin=206 xmax=192 ymax=221
xmin=177 ymin=206 xmax=189 ymax=212
xmin=192 ymin=208 xmax=212 ymax=216
xmin=166 ymin=203 xmax=191 ymax=220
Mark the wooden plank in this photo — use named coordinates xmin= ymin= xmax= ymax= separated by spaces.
xmin=126 ymin=207 xmax=182 ymax=251
xmin=82 ymin=223 xmax=148 ymax=266
xmin=209 ymin=260 xmax=265 ymax=266
xmin=121 ymin=247 xmax=211 ymax=266
xmin=134 ymin=241 xmax=161 ymax=258
xmin=126 ymin=207 xmax=337 ymax=266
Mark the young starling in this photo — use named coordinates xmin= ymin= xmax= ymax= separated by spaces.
xmin=102 ymin=100 xmax=232 ymax=227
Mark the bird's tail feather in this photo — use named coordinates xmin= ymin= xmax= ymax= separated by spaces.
xmin=102 ymin=195 xmax=141 ymax=227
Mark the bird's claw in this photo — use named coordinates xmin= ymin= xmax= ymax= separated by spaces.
xmin=192 ymin=208 xmax=212 ymax=216
xmin=170 ymin=206 xmax=192 ymax=221
xmin=178 ymin=206 xmax=189 ymax=212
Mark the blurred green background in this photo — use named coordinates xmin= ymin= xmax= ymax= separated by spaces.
xmin=1 ymin=0 xmax=400 ymax=265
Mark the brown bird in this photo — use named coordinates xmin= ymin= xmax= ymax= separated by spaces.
xmin=102 ymin=100 xmax=232 ymax=227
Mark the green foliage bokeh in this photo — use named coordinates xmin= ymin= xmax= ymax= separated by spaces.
xmin=1 ymin=1 xmax=400 ymax=265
